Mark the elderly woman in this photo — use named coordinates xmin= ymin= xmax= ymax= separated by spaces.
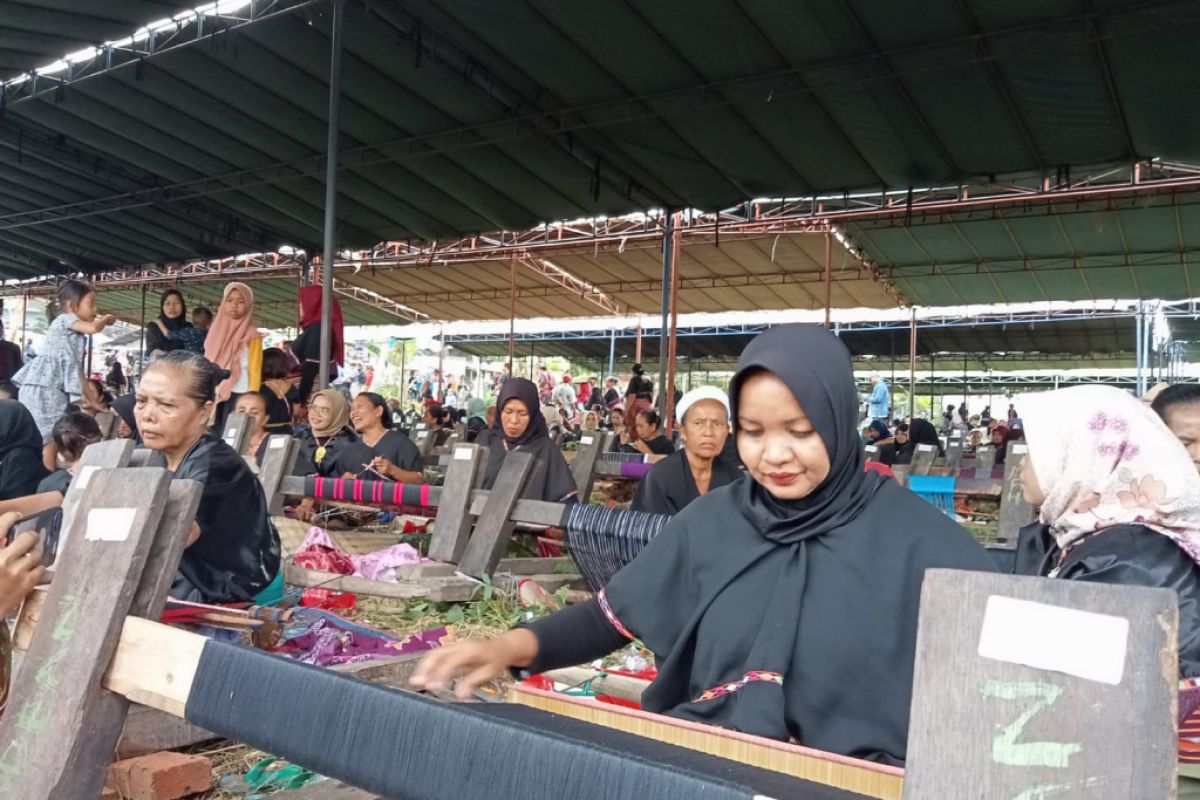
xmin=631 ymin=386 xmax=741 ymax=515
xmin=482 ymin=378 xmax=577 ymax=504
xmin=620 ymin=408 xmax=675 ymax=456
xmin=136 ymin=351 xmax=280 ymax=603
xmin=412 ymin=325 xmax=993 ymax=764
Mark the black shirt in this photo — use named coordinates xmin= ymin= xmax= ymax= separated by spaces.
xmin=622 ymin=433 xmax=675 ymax=456
xmin=37 ymin=468 xmax=72 ymax=496
xmin=625 ymin=376 xmax=653 ymax=401
xmin=366 ymin=429 xmax=423 ymax=475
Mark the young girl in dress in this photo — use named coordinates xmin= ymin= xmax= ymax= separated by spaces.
xmin=12 ymin=279 xmax=115 ymax=469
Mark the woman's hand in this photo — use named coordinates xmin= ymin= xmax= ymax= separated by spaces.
xmin=0 ymin=515 xmax=48 ymax=618
xmin=409 ymin=628 xmax=539 ymax=700
xmin=632 ymin=439 xmax=651 ymax=455
xmin=370 ymin=457 xmax=396 ymax=479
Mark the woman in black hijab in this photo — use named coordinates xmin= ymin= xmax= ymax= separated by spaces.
xmin=482 ymin=378 xmax=578 ymax=504
xmin=892 ymin=418 xmax=942 ymax=466
xmin=412 ymin=325 xmax=993 ymax=765
xmin=144 ymin=289 xmax=194 ymax=355
xmin=0 ymin=400 xmax=50 ymax=500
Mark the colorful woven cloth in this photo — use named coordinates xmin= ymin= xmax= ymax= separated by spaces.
xmin=275 ymin=609 xmax=452 ymax=667
xmin=1181 ymin=678 xmax=1200 ymax=762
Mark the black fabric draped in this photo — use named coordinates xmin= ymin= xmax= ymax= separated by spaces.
xmin=630 ymin=450 xmax=741 ymax=516
xmin=0 ymin=400 xmax=49 ymax=499
xmin=482 ymin=378 xmax=577 ymax=504
xmin=892 ymin=418 xmax=942 ymax=465
xmin=111 ymin=393 xmax=141 ymax=445
xmin=170 ymin=436 xmax=280 ymax=603
xmin=144 ymin=290 xmax=192 ymax=353
xmin=599 ymin=324 xmax=995 ymax=764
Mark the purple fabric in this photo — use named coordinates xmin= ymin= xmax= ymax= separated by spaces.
xmin=620 ymin=462 xmax=652 ymax=479
xmin=278 ymin=613 xmax=453 ymax=667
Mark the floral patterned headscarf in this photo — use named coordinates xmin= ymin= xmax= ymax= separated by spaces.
xmin=1023 ymin=385 xmax=1200 ymax=563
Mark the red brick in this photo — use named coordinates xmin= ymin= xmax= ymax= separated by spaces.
xmin=106 ymin=751 xmax=212 ymax=800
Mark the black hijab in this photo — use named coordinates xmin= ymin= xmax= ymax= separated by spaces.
xmin=603 ymin=325 xmax=994 ymax=763
xmin=726 ymin=324 xmax=882 ymax=543
xmin=0 ymin=400 xmax=50 ymax=499
xmin=111 ymin=393 xmax=141 ymax=445
xmin=492 ymin=378 xmax=547 ymax=446
xmin=483 ymin=378 xmax=576 ymax=504
xmin=894 ymin=418 xmax=941 ymax=465
xmin=158 ymin=289 xmax=189 ymax=333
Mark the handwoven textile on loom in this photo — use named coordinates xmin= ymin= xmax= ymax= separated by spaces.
xmin=565 ymin=504 xmax=672 ymax=591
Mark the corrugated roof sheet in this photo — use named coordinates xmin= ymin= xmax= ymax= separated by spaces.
xmin=1 ymin=0 xmax=1199 ymax=316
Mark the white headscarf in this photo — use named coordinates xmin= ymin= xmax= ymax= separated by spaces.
xmin=675 ymin=385 xmax=730 ymax=424
xmin=1023 ymin=385 xmax=1200 ymax=564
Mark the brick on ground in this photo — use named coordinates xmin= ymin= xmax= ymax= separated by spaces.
xmin=104 ymin=751 xmax=212 ymax=800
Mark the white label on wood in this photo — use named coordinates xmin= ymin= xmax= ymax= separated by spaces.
xmin=76 ymin=465 xmax=99 ymax=489
xmin=952 ymin=429 xmax=962 ymax=438
xmin=416 ymin=423 xmax=427 ymax=431
xmin=85 ymin=507 xmax=138 ymax=542
xmin=268 ymin=436 xmax=287 ymax=450
xmin=453 ymin=447 xmax=472 ymax=461
xmin=978 ymin=595 xmax=1129 ymax=685
xmin=918 ymin=444 xmax=935 ymax=452
xmin=225 ymin=428 xmax=237 ymax=438
xmin=865 ymin=445 xmax=878 ymax=454
xmin=581 ymin=436 xmax=594 ymax=445
xmin=1012 ymin=444 xmax=1028 ymax=455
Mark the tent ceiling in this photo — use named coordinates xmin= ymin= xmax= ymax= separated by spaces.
xmin=444 ymin=316 xmax=1200 ymax=372
xmin=1 ymin=0 xmax=1199 ymax=313
xmin=92 ymin=278 xmax=400 ymax=328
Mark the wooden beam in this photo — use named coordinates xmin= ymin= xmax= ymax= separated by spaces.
xmin=0 ymin=468 xmax=173 ymax=799
xmin=259 ymin=435 xmax=299 ymax=516
xmin=219 ymin=413 xmax=253 ymax=456
xmin=427 ymin=443 xmax=485 ymax=563
xmin=457 ymin=452 xmax=534 ymax=579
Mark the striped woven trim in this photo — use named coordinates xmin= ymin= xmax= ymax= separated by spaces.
xmin=596 ymin=589 xmax=634 ymax=641
xmin=693 ymin=670 xmax=784 ymax=703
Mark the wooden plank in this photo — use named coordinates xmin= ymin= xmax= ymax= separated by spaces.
xmin=456 ymin=451 xmax=535 ymax=579
xmin=282 ymin=563 xmax=433 ymax=598
xmin=569 ymin=432 xmax=606 ymax=499
xmin=93 ymin=409 xmax=118 ymax=440
xmin=416 ymin=429 xmax=438 ymax=457
xmin=117 ymin=706 xmax=218 ymax=759
xmin=996 ymin=442 xmax=1036 ymax=544
xmin=395 ymin=556 xmax=574 ymax=580
xmin=259 ymin=434 xmax=299 ymax=515
xmin=973 ymin=445 xmax=996 ymax=480
xmin=902 ymin=570 xmax=1177 ymax=800
xmin=427 ymin=443 xmax=485 ymax=563
xmin=944 ymin=439 xmax=964 ymax=470
xmin=129 ymin=447 xmax=167 ymax=468
xmin=266 ymin=781 xmax=382 ymax=800
xmin=220 ymin=413 xmax=252 ymax=456
xmin=468 ymin=492 xmax=567 ymax=528
xmin=0 ymin=468 xmax=173 ymax=800
xmin=909 ymin=443 xmax=937 ymax=476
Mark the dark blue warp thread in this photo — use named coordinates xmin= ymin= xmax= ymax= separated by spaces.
xmin=182 ymin=640 xmax=870 ymax=800
xmin=564 ymin=504 xmax=672 ymax=592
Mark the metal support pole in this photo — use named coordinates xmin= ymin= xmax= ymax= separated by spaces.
xmin=607 ymin=330 xmax=616 ymax=378
xmin=908 ymin=309 xmax=917 ymax=420
xmin=21 ymin=293 xmax=28 ymax=356
xmin=137 ymin=285 xmax=146 ymax=389
xmin=658 ymin=212 xmax=674 ymax=413
xmin=823 ymin=231 xmax=833 ymax=328
xmin=1135 ymin=306 xmax=1145 ymax=396
xmin=635 ymin=321 xmax=643 ymax=364
xmin=508 ymin=255 xmax=516 ymax=375
xmin=929 ymin=353 xmax=935 ymax=418
xmin=437 ymin=324 xmax=445 ymax=404
xmin=664 ymin=213 xmax=681 ymax=435
xmin=317 ymin=0 xmax=344 ymax=391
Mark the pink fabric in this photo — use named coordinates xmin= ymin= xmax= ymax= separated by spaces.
xmin=298 ymin=526 xmax=428 ymax=582
xmin=1023 ymin=386 xmax=1200 ymax=564
xmin=204 ymin=282 xmax=258 ymax=402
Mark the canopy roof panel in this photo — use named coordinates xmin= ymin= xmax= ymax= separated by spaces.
xmin=1 ymin=0 xmax=1199 ymax=305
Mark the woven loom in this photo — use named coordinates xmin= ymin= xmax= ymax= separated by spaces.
xmin=565 ymin=504 xmax=672 ymax=590
xmin=599 ymin=451 xmax=648 ymax=464
xmin=906 ymin=475 xmax=957 ymax=518
xmin=303 ymin=476 xmax=432 ymax=508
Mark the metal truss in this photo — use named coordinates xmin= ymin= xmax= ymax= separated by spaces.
xmin=0 ymin=1 xmax=317 ymax=104
xmin=328 ymin=278 xmax=427 ymax=323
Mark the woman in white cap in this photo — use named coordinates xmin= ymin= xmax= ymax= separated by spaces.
xmin=630 ymin=386 xmax=742 ymax=515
